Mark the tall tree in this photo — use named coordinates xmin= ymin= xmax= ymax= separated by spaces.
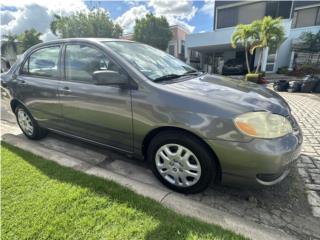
xmin=50 ymin=9 xmax=122 ymax=38
xmin=250 ymin=16 xmax=285 ymax=73
xmin=133 ymin=14 xmax=172 ymax=51
xmin=231 ymin=24 xmax=255 ymax=73
xmin=1 ymin=33 xmax=18 ymax=56
xmin=18 ymin=28 xmax=42 ymax=52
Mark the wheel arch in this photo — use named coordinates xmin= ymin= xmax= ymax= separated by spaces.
xmin=142 ymin=126 xmax=222 ymax=183
xmin=10 ymin=99 xmax=25 ymax=113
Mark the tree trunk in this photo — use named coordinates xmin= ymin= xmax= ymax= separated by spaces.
xmin=255 ymin=49 xmax=263 ymax=73
xmin=244 ymin=46 xmax=251 ymax=74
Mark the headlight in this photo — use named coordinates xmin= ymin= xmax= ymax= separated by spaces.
xmin=234 ymin=112 xmax=293 ymax=139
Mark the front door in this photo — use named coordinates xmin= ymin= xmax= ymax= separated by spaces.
xmin=59 ymin=43 xmax=133 ymax=152
xmin=266 ymin=48 xmax=278 ymax=73
xmin=13 ymin=45 xmax=64 ymax=130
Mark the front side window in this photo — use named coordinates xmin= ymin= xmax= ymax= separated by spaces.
xmin=65 ymin=44 xmax=120 ymax=83
xmin=103 ymin=41 xmax=195 ymax=81
xmin=21 ymin=46 xmax=60 ymax=78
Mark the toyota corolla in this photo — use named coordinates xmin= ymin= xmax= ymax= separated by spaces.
xmin=1 ymin=38 xmax=302 ymax=193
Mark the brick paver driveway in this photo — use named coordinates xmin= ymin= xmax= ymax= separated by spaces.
xmin=278 ymin=92 xmax=320 ymax=217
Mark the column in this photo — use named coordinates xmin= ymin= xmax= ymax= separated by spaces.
xmin=261 ymin=47 xmax=269 ymax=72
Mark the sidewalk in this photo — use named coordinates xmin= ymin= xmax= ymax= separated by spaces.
xmin=264 ymin=73 xmax=303 ymax=82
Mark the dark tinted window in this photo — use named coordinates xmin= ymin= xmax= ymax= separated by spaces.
xmin=293 ymin=7 xmax=320 ymax=28
xmin=266 ymin=1 xmax=292 ymax=19
xmin=21 ymin=46 xmax=60 ymax=78
xmin=65 ymin=44 xmax=120 ymax=83
xmin=278 ymin=1 xmax=292 ymax=19
xmin=181 ymin=40 xmax=185 ymax=59
xmin=265 ymin=1 xmax=278 ymax=18
xmin=217 ymin=7 xmax=237 ymax=28
xmin=168 ymin=45 xmax=175 ymax=56
xmin=217 ymin=2 xmax=266 ymax=28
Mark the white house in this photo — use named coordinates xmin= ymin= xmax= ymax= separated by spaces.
xmin=186 ymin=0 xmax=320 ymax=74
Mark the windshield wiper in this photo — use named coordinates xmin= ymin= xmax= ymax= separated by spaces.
xmin=183 ymin=70 xmax=199 ymax=75
xmin=153 ymin=74 xmax=183 ymax=82
xmin=153 ymin=71 xmax=201 ymax=82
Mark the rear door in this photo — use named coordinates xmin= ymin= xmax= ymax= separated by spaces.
xmin=59 ymin=43 xmax=133 ymax=152
xmin=13 ymin=45 xmax=64 ymax=129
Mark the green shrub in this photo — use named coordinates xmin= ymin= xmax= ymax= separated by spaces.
xmin=277 ymin=66 xmax=289 ymax=75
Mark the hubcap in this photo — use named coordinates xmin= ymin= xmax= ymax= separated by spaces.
xmin=155 ymin=144 xmax=201 ymax=187
xmin=17 ymin=109 xmax=34 ymax=136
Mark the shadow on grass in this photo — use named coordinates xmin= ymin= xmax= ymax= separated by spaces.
xmin=2 ymin=142 xmax=247 ymax=240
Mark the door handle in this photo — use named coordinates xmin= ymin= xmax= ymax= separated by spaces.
xmin=59 ymin=86 xmax=72 ymax=94
xmin=17 ymin=80 xmax=27 ymax=85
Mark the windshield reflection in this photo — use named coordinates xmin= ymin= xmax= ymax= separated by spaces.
xmin=103 ymin=41 xmax=196 ymax=81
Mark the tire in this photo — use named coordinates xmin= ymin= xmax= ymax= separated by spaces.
xmin=15 ymin=105 xmax=47 ymax=140
xmin=147 ymin=130 xmax=217 ymax=194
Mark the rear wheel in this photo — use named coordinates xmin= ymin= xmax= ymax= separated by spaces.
xmin=15 ymin=105 xmax=47 ymax=140
xmin=147 ymin=131 xmax=217 ymax=193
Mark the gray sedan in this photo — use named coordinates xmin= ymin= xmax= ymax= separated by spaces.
xmin=1 ymin=38 xmax=302 ymax=193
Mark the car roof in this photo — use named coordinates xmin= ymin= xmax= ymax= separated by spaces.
xmin=31 ymin=38 xmax=134 ymax=48
xmin=64 ymin=38 xmax=132 ymax=43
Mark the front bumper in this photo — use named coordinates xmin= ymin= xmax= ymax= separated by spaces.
xmin=206 ymin=129 xmax=302 ymax=187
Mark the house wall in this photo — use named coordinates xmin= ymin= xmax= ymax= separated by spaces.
xmin=277 ymin=25 xmax=320 ymax=69
xmin=186 ymin=0 xmax=320 ymax=73
xmin=214 ymin=1 xmax=293 ymax=30
xmin=166 ymin=25 xmax=189 ymax=59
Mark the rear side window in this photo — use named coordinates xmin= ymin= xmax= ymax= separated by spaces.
xmin=21 ymin=46 xmax=60 ymax=78
xmin=65 ymin=44 xmax=120 ymax=83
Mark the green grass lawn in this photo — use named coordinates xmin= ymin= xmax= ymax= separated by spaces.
xmin=1 ymin=143 xmax=247 ymax=240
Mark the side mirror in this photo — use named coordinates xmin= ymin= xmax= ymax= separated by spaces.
xmin=92 ymin=70 xmax=128 ymax=86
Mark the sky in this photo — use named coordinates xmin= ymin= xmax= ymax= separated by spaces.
xmin=0 ymin=0 xmax=215 ymax=41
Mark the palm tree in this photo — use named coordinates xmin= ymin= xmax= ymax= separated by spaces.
xmin=50 ymin=14 xmax=62 ymax=36
xmin=250 ymin=16 xmax=285 ymax=73
xmin=1 ymin=33 xmax=18 ymax=57
xmin=231 ymin=24 xmax=255 ymax=74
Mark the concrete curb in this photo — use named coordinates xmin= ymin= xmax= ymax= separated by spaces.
xmin=2 ymin=133 xmax=297 ymax=240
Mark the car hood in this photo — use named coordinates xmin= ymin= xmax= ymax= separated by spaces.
xmin=165 ymin=74 xmax=290 ymax=116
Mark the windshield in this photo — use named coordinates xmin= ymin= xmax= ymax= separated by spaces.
xmin=103 ymin=41 xmax=197 ymax=81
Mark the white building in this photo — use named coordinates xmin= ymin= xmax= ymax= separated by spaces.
xmin=121 ymin=25 xmax=190 ymax=61
xmin=167 ymin=25 xmax=190 ymax=61
xmin=186 ymin=0 xmax=320 ymax=74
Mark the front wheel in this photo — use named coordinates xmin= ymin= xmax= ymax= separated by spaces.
xmin=15 ymin=105 xmax=47 ymax=140
xmin=147 ymin=131 xmax=217 ymax=194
